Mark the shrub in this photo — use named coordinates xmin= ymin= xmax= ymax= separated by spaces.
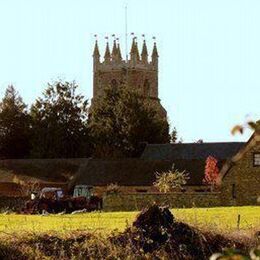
xmin=203 ymin=156 xmax=220 ymax=191
xmin=153 ymin=164 xmax=189 ymax=193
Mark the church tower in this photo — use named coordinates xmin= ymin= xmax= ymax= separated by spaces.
xmin=92 ymin=36 xmax=166 ymax=117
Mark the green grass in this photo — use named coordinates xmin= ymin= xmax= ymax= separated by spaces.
xmin=0 ymin=206 xmax=259 ymax=234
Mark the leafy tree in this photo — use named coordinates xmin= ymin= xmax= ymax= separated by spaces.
xmin=30 ymin=80 xmax=91 ymax=158
xmin=203 ymin=156 xmax=220 ymax=191
xmin=88 ymin=85 xmax=170 ymax=157
xmin=153 ymin=164 xmax=189 ymax=193
xmin=0 ymin=85 xmax=31 ymax=158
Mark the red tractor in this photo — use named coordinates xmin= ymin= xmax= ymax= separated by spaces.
xmin=23 ymin=185 xmax=102 ymax=214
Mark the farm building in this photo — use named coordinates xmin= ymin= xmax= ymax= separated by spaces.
xmin=71 ymin=142 xmax=246 ymax=195
xmin=0 ymin=158 xmax=83 ymax=196
xmin=71 ymin=136 xmax=260 ymax=208
xmin=0 ymin=133 xmax=259 ymax=208
xmin=218 ymin=131 xmax=260 ymax=205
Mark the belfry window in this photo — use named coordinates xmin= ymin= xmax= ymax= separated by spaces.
xmin=111 ymin=79 xmax=118 ymax=88
xmin=253 ymin=153 xmax=260 ymax=166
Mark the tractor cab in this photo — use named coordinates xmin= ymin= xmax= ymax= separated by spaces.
xmin=39 ymin=187 xmax=64 ymax=200
xmin=73 ymin=185 xmax=93 ymax=199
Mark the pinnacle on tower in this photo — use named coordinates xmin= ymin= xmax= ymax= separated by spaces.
xmin=117 ymin=40 xmax=122 ymax=61
xmin=141 ymin=39 xmax=148 ymax=64
xmin=92 ymin=34 xmax=166 ymax=118
xmin=93 ymin=40 xmax=100 ymax=58
xmin=93 ymin=38 xmax=100 ymax=71
xmin=104 ymin=40 xmax=111 ymax=63
xmin=135 ymin=40 xmax=140 ymax=61
xmin=130 ymin=37 xmax=136 ymax=55
xmin=111 ymin=38 xmax=118 ymax=61
xmin=152 ymin=41 xmax=159 ymax=58
xmin=152 ymin=40 xmax=159 ymax=68
xmin=130 ymin=37 xmax=139 ymax=64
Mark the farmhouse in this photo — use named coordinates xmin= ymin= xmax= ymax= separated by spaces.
xmin=218 ymin=131 xmax=260 ymax=205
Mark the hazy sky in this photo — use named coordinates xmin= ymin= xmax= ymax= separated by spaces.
xmin=0 ymin=0 xmax=259 ymax=142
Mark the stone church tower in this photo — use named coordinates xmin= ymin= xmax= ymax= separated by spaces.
xmin=92 ymin=37 xmax=166 ymax=117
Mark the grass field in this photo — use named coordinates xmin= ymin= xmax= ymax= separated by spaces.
xmin=0 ymin=206 xmax=259 ymax=235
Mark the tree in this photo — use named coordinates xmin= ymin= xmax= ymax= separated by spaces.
xmin=203 ymin=156 xmax=220 ymax=191
xmin=231 ymin=120 xmax=260 ymax=135
xmin=153 ymin=164 xmax=189 ymax=193
xmin=30 ymin=80 xmax=91 ymax=158
xmin=0 ymin=85 xmax=31 ymax=158
xmin=88 ymin=85 xmax=170 ymax=157
xmin=170 ymin=127 xmax=178 ymax=143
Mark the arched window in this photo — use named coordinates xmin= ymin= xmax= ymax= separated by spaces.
xmin=143 ymin=79 xmax=150 ymax=96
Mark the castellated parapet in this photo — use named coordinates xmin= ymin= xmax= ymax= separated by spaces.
xmin=92 ymin=37 xmax=166 ymax=117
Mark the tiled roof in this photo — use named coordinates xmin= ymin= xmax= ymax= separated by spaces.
xmin=141 ymin=142 xmax=245 ymax=161
xmin=72 ymin=158 xmax=216 ymax=186
xmin=0 ymin=158 xmax=86 ymax=182
xmin=73 ymin=159 xmax=172 ymax=186
xmin=219 ymin=132 xmax=260 ymax=181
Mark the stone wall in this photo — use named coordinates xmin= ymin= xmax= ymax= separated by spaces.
xmin=103 ymin=192 xmax=221 ymax=211
xmin=220 ymin=139 xmax=260 ymax=206
xmin=93 ymin=185 xmax=209 ymax=197
xmin=0 ymin=196 xmax=28 ymax=212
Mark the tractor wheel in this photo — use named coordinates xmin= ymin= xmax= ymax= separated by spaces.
xmin=38 ymin=202 xmax=50 ymax=214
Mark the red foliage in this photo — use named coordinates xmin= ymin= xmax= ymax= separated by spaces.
xmin=203 ymin=156 xmax=220 ymax=188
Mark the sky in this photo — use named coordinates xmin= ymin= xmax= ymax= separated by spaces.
xmin=0 ymin=0 xmax=259 ymax=142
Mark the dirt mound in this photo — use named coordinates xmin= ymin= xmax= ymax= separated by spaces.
xmin=0 ymin=242 xmax=28 ymax=260
xmin=112 ymin=205 xmax=248 ymax=259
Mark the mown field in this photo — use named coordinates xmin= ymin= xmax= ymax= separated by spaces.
xmin=0 ymin=206 xmax=259 ymax=234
